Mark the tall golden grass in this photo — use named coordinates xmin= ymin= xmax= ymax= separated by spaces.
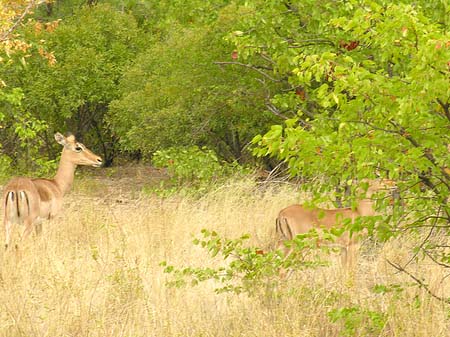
xmin=0 ymin=170 xmax=448 ymax=336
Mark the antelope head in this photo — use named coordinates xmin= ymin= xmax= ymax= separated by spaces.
xmin=55 ymin=132 xmax=103 ymax=167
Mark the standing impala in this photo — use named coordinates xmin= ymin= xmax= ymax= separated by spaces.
xmin=276 ymin=179 xmax=396 ymax=271
xmin=3 ymin=132 xmax=103 ymax=249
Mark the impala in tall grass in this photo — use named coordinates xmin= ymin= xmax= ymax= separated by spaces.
xmin=3 ymin=132 xmax=103 ymax=249
xmin=276 ymin=179 xmax=396 ymax=272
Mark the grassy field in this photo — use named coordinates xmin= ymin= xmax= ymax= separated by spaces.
xmin=0 ymin=166 xmax=449 ymax=337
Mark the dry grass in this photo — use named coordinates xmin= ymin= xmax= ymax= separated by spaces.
xmin=0 ymin=169 xmax=449 ymax=337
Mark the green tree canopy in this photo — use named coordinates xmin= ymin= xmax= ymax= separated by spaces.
xmin=227 ymin=0 xmax=449 ymax=291
xmin=108 ymin=3 xmax=278 ymax=161
xmin=0 ymin=4 xmax=146 ymax=167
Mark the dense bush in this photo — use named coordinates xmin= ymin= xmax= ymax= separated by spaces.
xmin=0 ymin=4 xmax=146 ymax=168
xmin=108 ymin=3 xmax=278 ymax=162
xmin=151 ymin=146 xmax=249 ymax=195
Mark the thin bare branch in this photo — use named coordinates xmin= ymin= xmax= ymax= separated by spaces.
xmin=265 ymin=100 xmax=289 ymax=120
xmin=422 ymin=249 xmax=450 ymax=269
xmin=386 ymin=259 xmax=450 ymax=305
xmin=403 ymin=206 xmax=442 ymax=269
xmin=436 ymin=98 xmax=450 ymax=123
xmin=258 ymin=52 xmax=276 ymax=65
xmin=214 ymin=61 xmax=284 ymax=83
xmin=288 ymin=39 xmax=335 ymax=48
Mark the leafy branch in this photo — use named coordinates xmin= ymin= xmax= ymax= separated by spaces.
xmin=161 ymin=230 xmax=330 ymax=295
xmin=386 ymin=259 xmax=450 ymax=305
xmin=0 ymin=0 xmax=42 ymax=42
xmin=214 ymin=61 xmax=285 ymax=83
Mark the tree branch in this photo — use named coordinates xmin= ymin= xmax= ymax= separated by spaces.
xmin=288 ymin=39 xmax=336 ymax=49
xmin=265 ymin=100 xmax=289 ymax=120
xmin=258 ymin=52 xmax=276 ymax=65
xmin=402 ymin=207 xmax=441 ymax=269
xmin=214 ymin=61 xmax=284 ymax=83
xmin=386 ymin=259 xmax=450 ymax=305
xmin=422 ymin=249 xmax=450 ymax=269
xmin=436 ymin=98 xmax=450 ymax=123
xmin=386 ymin=119 xmax=450 ymax=187
xmin=0 ymin=0 xmax=42 ymax=42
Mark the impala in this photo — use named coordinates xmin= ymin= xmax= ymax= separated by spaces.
xmin=3 ymin=132 xmax=102 ymax=249
xmin=276 ymin=179 xmax=396 ymax=272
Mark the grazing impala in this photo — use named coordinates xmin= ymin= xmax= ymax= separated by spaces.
xmin=3 ymin=132 xmax=102 ymax=249
xmin=276 ymin=179 xmax=396 ymax=272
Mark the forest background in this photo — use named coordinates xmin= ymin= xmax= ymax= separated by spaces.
xmin=0 ymin=1 xmax=449 ymax=336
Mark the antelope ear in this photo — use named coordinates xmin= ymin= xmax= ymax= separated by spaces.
xmin=54 ymin=132 xmax=67 ymax=146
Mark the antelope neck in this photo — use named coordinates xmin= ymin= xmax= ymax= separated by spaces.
xmin=53 ymin=151 xmax=77 ymax=195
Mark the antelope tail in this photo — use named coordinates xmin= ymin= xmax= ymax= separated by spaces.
xmin=5 ymin=190 xmax=31 ymax=222
xmin=276 ymin=216 xmax=293 ymax=241
xmin=5 ymin=191 xmax=16 ymax=221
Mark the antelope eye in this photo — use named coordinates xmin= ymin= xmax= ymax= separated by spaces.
xmin=75 ymin=146 xmax=83 ymax=152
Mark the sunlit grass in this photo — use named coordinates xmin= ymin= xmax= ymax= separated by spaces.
xmin=0 ymin=173 xmax=448 ymax=337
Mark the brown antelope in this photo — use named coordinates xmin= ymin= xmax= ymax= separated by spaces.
xmin=3 ymin=132 xmax=103 ymax=249
xmin=276 ymin=179 xmax=396 ymax=273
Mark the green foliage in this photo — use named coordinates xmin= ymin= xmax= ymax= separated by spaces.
xmin=162 ymin=230 xmax=281 ymax=295
xmin=151 ymin=146 xmax=249 ymax=195
xmin=0 ymin=88 xmax=21 ymax=178
xmin=0 ymin=87 xmax=52 ymax=174
xmin=0 ymin=3 xmax=146 ymax=167
xmin=0 ymin=154 xmax=12 ymax=182
xmin=249 ymin=2 xmax=449 ymax=186
xmin=328 ymin=306 xmax=387 ymax=336
xmin=372 ymin=283 xmax=406 ymax=295
xmin=227 ymin=0 xmax=449 ymax=288
xmin=153 ymin=146 xmax=223 ymax=184
xmin=107 ymin=3 xmax=278 ymax=161
xmin=162 ymin=229 xmax=332 ymax=296
xmin=0 ymin=88 xmax=24 ymax=109
xmin=2 ymin=0 xmax=279 ymax=170
xmin=142 ymin=0 xmax=232 ymax=29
